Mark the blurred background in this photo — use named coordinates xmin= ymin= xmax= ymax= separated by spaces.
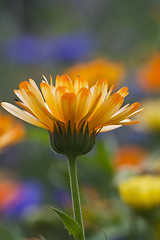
xmin=0 ymin=0 xmax=160 ymax=239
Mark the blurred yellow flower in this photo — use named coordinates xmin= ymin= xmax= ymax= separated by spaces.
xmin=119 ymin=175 xmax=160 ymax=209
xmin=1 ymin=74 xmax=141 ymax=157
xmin=0 ymin=110 xmax=25 ymax=151
xmin=138 ymin=53 xmax=160 ymax=92
xmin=66 ymin=59 xmax=126 ymax=87
xmin=138 ymin=99 xmax=160 ymax=131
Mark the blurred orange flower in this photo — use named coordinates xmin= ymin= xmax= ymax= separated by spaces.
xmin=113 ymin=145 xmax=148 ymax=170
xmin=0 ymin=110 xmax=25 ymax=151
xmin=66 ymin=59 xmax=126 ymax=87
xmin=138 ymin=53 xmax=160 ymax=91
xmin=0 ymin=177 xmax=20 ymax=209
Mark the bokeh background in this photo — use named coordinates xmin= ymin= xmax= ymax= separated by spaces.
xmin=0 ymin=0 xmax=160 ymax=239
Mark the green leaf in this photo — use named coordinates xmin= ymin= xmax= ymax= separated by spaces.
xmin=50 ymin=207 xmax=83 ymax=240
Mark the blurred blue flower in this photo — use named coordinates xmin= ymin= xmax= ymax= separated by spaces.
xmin=53 ymin=187 xmax=71 ymax=208
xmin=4 ymin=33 xmax=93 ymax=64
xmin=3 ymin=181 xmax=43 ymax=218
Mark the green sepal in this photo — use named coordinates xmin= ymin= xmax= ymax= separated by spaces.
xmin=49 ymin=120 xmax=96 ymax=157
xmin=50 ymin=207 xmax=83 ymax=240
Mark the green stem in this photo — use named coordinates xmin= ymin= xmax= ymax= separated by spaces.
xmin=67 ymin=156 xmax=85 ymax=240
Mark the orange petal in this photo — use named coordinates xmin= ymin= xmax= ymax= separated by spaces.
xmin=89 ymin=93 xmax=124 ymax=130
xmin=74 ymin=76 xmax=89 ymax=94
xmin=75 ymin=88 xmax=91 ymax=123
xmin=90 ymin=78 xmax=108 ymax=109
xmin=55 ymin=86 xmax=69 ymax=122
xmin=21 ymin=90 xmax=53 ymax=130
xmin=61 ymin=93 xmax=77 ymax=126
xmin=40 ymin=82 xmax=61 ymax=120
xmin=105 ymin=102 xmax=141 ymax=125
xmin=117 ymin=87 xmax=129 ymax=97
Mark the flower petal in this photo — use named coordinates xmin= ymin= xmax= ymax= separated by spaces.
xmin=20 ymin=90 xmax=53 ymax=130
xmin=40 ymin=81 xmax=61 ymax=120
xmin=74 ymin=76 xmax=89 ymax=94
xmin=1 ymin=102 xmax=48 ymax=129
xmin=89 ymin=93 xmax=124 ymax=130
xmin=61 ymin=93 xmax=77 ymax=126
xmin=75 ymin=88 xmax=91 ymax=123
xmin=100 ymin=125 xmax=122 ymax=132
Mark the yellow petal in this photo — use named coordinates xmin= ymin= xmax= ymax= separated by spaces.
xmin=29 ymin=79 xmax=45 ymax=102
xmin=61 ymin=93 xmax=77 ymax=126
xmin=55 ymin=86 xmax=69 ymax=122
xmin=75 ymin=88 xmax=91 ymax=123
xmin=117 ymin=87 xmax=129 ymax=97
xmin=100 ymin=125 xmax=122 ymax=132
xmin=21 ymin=90 xmax=53 ymax=130
xmin=56 ymin=75 xmax=74 ymax=92
xmin=40 ymin=82 xmax=61 ymax=120
xmin=90 ymin=78 xmax=108 ymax=109
xmin=1 ymin=102 xmax=48 ymax=129
xmin=19 ymin=81 xmax=44 ymax=104
xmin=89 ymin=93 xmax=124 ymax=130
xmin=106 ymin=102 xmax=141 ymax=125
xmin=74 ymin=76 xmax=89 ymax=94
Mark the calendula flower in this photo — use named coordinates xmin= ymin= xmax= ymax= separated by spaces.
xmin=0 ymin=110 xmax=25 ymax=151
xmin=138 ymin=99 xmax=160 ymax=131
xmin=119 ymin=175 xmax=160 ymax=209
xmin=138 ymin=53 xmax=160 ymax=92
xmin=1 ymin=75 xmax=141 ymax=157
xmin=66 ymin=59 xmax=125 ymax=87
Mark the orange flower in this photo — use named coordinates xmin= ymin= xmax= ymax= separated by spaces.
xmin=1 ymin=75 xmax=142 ymax=157
xmin=113 ymin=145 xmax=148 ymax=170
xmin=0 ymin=178 xmax=20 ymax=209
xmin=138 ymin=53 xmax=160 ymax=91
xmin=66 ymin=59 xmax=125 ymax=87
xmin=0 ymin=110 xmax=25 ymax=151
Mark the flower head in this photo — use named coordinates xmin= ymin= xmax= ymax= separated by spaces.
xmin=0 ymin=110 xmax=25 ymax=151
xmin=138 ymin=53 xmax=160 ymax=92
xmin=1 ymin=74 xmax=141 ymax=157
xmin=66 ymin=59 xmax=125 ymax=87
xmin=119 ymin=175 xmax=160 ymax=209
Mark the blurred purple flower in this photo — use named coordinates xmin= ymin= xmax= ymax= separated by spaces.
xmin=4 ymin=33 xmax=93 ymax=64
xmin=3 ymin=181 xmax=43 ymax=218
xmin=53 ymin=187 xmax=71 ymax=208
